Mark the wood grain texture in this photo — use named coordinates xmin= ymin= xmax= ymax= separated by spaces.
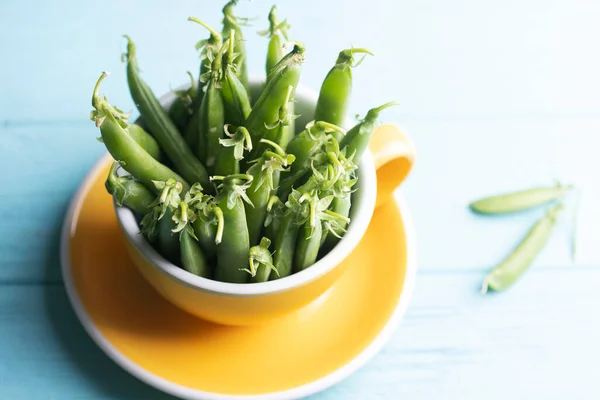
xmin=2 ymin=0 xmax=600 ymax=398
xmin=1 ymin=272 xmax=599 ymax=399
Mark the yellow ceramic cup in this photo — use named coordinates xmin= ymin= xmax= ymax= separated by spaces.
xmin=115 ymin=79 xmax=415 ymax=326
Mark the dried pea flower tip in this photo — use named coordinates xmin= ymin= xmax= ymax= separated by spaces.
xmin=171 ymin=202 xmax=199 ymax=241
xmin=219 ymin=125 xmax=253 ymax=160
xmin=140 ymin=206 xmax=161 ymax=242
xmin=214 ymin=174 xmax=254 ymax=210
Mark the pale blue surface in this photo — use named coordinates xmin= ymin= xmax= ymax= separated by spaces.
xmin=1 ymin=0 xmax=600 ymax=399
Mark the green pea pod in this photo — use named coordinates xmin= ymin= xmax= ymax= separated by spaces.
xmin=187 ymin=17 xmax=222 ymax=149
xmin=220 ymin=32 xmax=252 ymax=126
xmin=271 ymin=212 xmax=299 ymax=280
xmin=90 ymin=73 xmax=189 ymax=192
xmin=482 ymin=204 xmax=563 ymax=294
xmin=278 ymin=121 xmax=345 ymax=197
xmin=91 ymin=84 xmax=161 ymax=161
xmin=470 ymin=184 xmax=572 ymax=215
xmin=245 ymin=140 xmax=295 ymax=246
xmin=189 ymin=17 xmax=222 ymax=108
xmin=197 ymin=78 xmax=225 ymax=168
xmin=123 ymin=36 xmax=210 ymax=189
xmin=126 ymin=124 xmax=161 ymax=161
xmin=284 ymin=122 xmax=343 ymax=175
xmin=222 ymin=68 xmax=251 ymax=125
xmin=339 ymin=101 xmax=400 ymax=162
xmin=245 ymin=43 xmax=304 ymax=155
xmin=192 ymin=218 xmax=217 ymax=260
xmin=168 ymin=72 xmax=196 ymax=133
xmin=246 ymin=237 xmax=278 ymax=283
xmin=214 ymin=175 xmax=253 ymax=283
xmin=184 ymin=111 xmax=199 ymax=153
xmin=214 ymin=125 xmax=252 ymax=176
xmin=222 ymin=0 xmax=250 ymax=96
xmin=319 ymin=150 xmax=358 ymax=250
xmin=314 ymin=48 xmax=374 ymax=142
xmin=264 ymin=195 xmax=283 ymax=244
xmin=321 ymin=195 xmax=351 ymax=251
xmin=158 ymin=207 xmax=180 ymax=264
xmin=180 ymin=230 xmax=210 ymax=278
xmin=252 ymin=85 xmax=296 ymax=159
xmin=185 ymin=184 xmax=223 ymax=260
xmin=295 ymin=216 xmax=323 ymax=272
xmin=105 ymin=162 xmax=155 ymax=214
xmin=259 ymin=5 xmax=291 ymax=81
xmin=258 ymin=5 xmax=297 ymax=146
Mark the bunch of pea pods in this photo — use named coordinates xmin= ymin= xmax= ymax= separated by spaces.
xmin=91 ymin=1 xmax=396 ymax=283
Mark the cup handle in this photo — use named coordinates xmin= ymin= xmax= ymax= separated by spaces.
xmin=368 ymin=123 xmax=416 ymax=208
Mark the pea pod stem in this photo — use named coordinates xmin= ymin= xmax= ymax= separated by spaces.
xmin=189 ymin=16 xmax=221 ymax=42
xmin=123 ymin=36 xmax=210 ymax=189
xmin=470 ymin=183 xmax=573 ymax=215
xmin=481 ymin=203 xmax=564 ymax=294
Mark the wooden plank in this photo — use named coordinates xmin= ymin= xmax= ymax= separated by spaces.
xmin=0 ymin=124 xmax=104 ymax=282
xmin=0 ymin=285 xmax=173 ymax=399
xmin=1 ymin=271 xmax=599 ymax=399
xmin=315 ymin=270 xmax=600 ymax=399
xmin=2 ymin=0 xmax=600 ymax=121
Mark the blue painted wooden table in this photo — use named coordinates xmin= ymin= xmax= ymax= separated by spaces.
xmin=2 ymin=0 xmax=600 ymax=398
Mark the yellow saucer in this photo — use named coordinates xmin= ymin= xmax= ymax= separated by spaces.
xmin=60 ymin=155 xmax=417 ymax=399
